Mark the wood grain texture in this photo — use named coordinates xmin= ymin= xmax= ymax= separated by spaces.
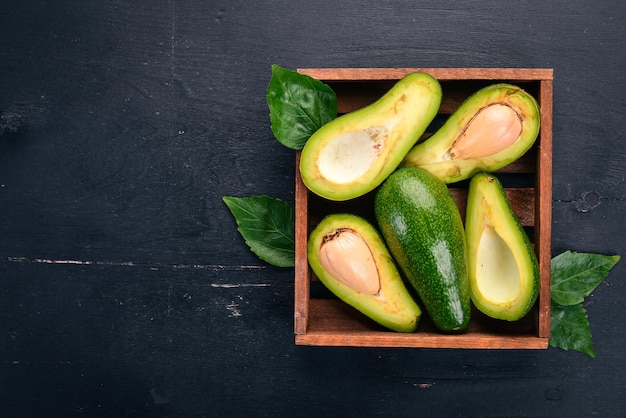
xmin=1 ymin=0 xmax=625 ymax=416
xmin=536 ymin=79 xmax=554 ymax=338
xmin=297 ymin=300 xmax=547 ymax=349
xmin=294 ymin=152 xmax=310 ymax=335
xmin=299 ymin=67 xmax=553 ymax=81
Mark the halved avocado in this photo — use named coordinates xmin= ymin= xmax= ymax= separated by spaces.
xmin=308 ymin=213 xmax=421 ymax=332
xmin=465 ymin=173 xmax=539 ymax=321
xmin=300 ymin=72 xmax=442 ymax=201
xmin=402 ymin=83 xmax=540 ymax=184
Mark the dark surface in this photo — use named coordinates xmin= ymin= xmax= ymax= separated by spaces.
xmin=1 ymin=1 xmax=625 ymax=417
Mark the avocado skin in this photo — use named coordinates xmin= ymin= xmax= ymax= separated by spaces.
xmin=375 ymin=167 xmax=471 ymax=332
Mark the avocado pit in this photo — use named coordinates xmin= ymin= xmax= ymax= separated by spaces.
xmin=319 ymin=228 xmax=381 ymax=295
xmin=449 ymin=103 xmax=523 ymax=160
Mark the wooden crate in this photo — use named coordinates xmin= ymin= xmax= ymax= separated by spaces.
xmin=294 ymin=68 xmax=553 ymax=349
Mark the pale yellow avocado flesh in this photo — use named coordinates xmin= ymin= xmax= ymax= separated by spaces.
xmin=317 ymin=124 xmax=394 ymax=185
xmin=475 ymin=224 xmax=522 ymax=305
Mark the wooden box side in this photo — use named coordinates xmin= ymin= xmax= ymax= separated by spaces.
xmin=536 ymin=78 xmax=554 ymax=337
xmin=294 ymin=68 xmax=553 ymax=348
xmin=294 ymin=151 xmax=310 ymax=335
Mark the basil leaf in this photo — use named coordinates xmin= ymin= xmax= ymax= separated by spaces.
xmin=549 ymin=302 xmax=595 ymax=358
xmin=223 ymin=195 xmax=295 ymax=267
xmin=267 ymin=64 xmax=337 ymax=150
xmin=551 ymin=251 xmax=620 ymax=306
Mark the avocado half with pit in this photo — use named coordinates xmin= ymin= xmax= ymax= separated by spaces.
xmin=299 ymin=72 xmax=442 ymax=201
xmin=465 ymin=172 xmax=540 ymax=321
xmin=402 ymin=83 xmax=540 ymax=184
xmin=307 ymin=213 xmax=421 ymax=332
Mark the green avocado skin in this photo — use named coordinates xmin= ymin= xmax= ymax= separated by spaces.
xmin=375 ymin=167 xmax=471 ymax=332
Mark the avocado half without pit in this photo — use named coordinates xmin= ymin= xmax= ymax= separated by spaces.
xmin=299 ymin=72 xmax=442 ymax=201
xmin=402 ymin=83 xmax=541 ymax=184
xmin=307 ymin=213 xmax=421 ymax=333
xmin=465 ymin=173 xmax=540 ymax=321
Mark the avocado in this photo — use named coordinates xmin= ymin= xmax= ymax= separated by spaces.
xmin=375 ymin=167 xmax=471 ymax=332
xmin=308 ymin=213 xmax=421 ymax=332
xmin=402 ymin=83 xmax=540 ymax=184
xmin=465 ymin=172 xmax=539 ymax=321
xmin=300 ymin=72 xmax=442 ymax=201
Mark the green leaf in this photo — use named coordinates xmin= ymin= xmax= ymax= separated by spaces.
xmin=267 ymin=64 xmax=337 ymax=150
xmin=551 ymin=250 xmax=620 ymax=306
xmin=549 ymin=302 xmax=596 ymax=358
xmin=223 ymin=195 xmax=295 ymax=268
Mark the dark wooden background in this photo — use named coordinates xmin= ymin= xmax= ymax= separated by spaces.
xmin=1 ymin=1 xmax=625 ymax=417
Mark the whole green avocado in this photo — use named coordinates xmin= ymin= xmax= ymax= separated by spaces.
xmin=375 ymin=167 xmax=471 ymax=332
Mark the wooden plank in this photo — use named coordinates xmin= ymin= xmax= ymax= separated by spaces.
xmin=296 ymin=299 xmax=548 ymax=349
xmin=328 ymin=77 xmax=544 ymax=115
xmin=298 ymin=68 xmax=554 ymax=81
xmin=450 ymin=188 xmax=535 ymax=227
xmin=296 ymin=333 xmax=549 ymax=349
xmin=294 ymin=152 xmax=309 ymax=335
xmin=536 ymin=78 xmax=554 ymax=338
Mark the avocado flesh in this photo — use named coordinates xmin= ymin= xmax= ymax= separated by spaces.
xmin=402 ymin=83 xmax=540 ymax=184
xmin=375 ymin=167 xmax=471 ymax=333
xmin=308 ymin=213 xmax=421 ymax=332
xmin=465 ymin=173 xmax=539 ymax=321
xmin=300 ymin=72 xmax=442 ymax=201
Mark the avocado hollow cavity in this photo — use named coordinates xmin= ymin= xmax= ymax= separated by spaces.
xmin=475 ymin=224 xmax=521 ymax=303
xmin=308 ymin=213 xmax=421 ymax=332
xmin=300 ymin=72 xmax=442 ymax=201
xmin=317 ymin=125 xmax=390 ymax=185
xmin=402 ymin=83 xmax=540 ymax=184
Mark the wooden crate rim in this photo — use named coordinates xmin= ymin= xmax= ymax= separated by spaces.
xmin=297 ymin=67 xmax=554 ymax=81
